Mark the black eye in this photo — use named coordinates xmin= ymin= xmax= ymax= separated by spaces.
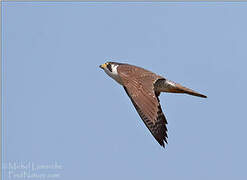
xmin=107 ymin=63 xmax=112 ymax=72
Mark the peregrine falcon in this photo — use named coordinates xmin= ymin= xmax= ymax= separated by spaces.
xmin=100 ymin=62 xmax=207 ymax=147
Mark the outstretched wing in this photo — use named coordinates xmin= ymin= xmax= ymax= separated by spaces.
xmin=118 ymin=64 xmax=168 ymax=147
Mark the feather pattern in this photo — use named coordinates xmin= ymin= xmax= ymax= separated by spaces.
xmin=118 ymin=64 xmax=168 ymax=147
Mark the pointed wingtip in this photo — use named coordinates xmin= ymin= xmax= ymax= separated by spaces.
xmin=160 ymin=142 xmax=165 ymax=148
xmin=199 ymin=94 xmax=207 ymax=98
xmin=158 ymin=138 xmax=168 ymax=148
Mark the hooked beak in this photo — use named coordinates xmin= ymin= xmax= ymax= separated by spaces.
xmin=99 ymin=63 xmax=107 ymax=69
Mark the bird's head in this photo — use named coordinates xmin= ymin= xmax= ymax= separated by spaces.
xmin=99 ymin=61 xmax=123 ymax=84
xmin=99 ymin=61 xmax=121 ymax=75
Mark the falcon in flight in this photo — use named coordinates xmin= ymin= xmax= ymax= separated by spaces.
xmin=99 ymin=62 xmax=207 ymax=147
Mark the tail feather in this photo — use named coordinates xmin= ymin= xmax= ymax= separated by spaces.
xmin=175 ymin=84 xmax=207 ymax=98
xmin=155 ymin=79 xmax=207 ymax=98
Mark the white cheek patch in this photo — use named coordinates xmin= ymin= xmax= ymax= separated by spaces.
xmin=104 ymin=65 xmax=123 ymax=85
xmin=111 ymin=65 xmax=118 ymax=76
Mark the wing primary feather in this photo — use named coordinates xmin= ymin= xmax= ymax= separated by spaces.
xmin=123 ymin=86 xmax=168 ymax=147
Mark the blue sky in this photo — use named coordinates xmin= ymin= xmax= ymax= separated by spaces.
xmin=2 ymin=2 xmax=247 ymax=180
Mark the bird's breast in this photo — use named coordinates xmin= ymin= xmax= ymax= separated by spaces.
xmin=105 ymin=69 xmax=123 ymax=85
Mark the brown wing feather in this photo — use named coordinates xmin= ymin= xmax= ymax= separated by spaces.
xmin=124 ymin=87 xmax=168 ymax=147
xmin=118 ymin=64 xmax=168 ymax=147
